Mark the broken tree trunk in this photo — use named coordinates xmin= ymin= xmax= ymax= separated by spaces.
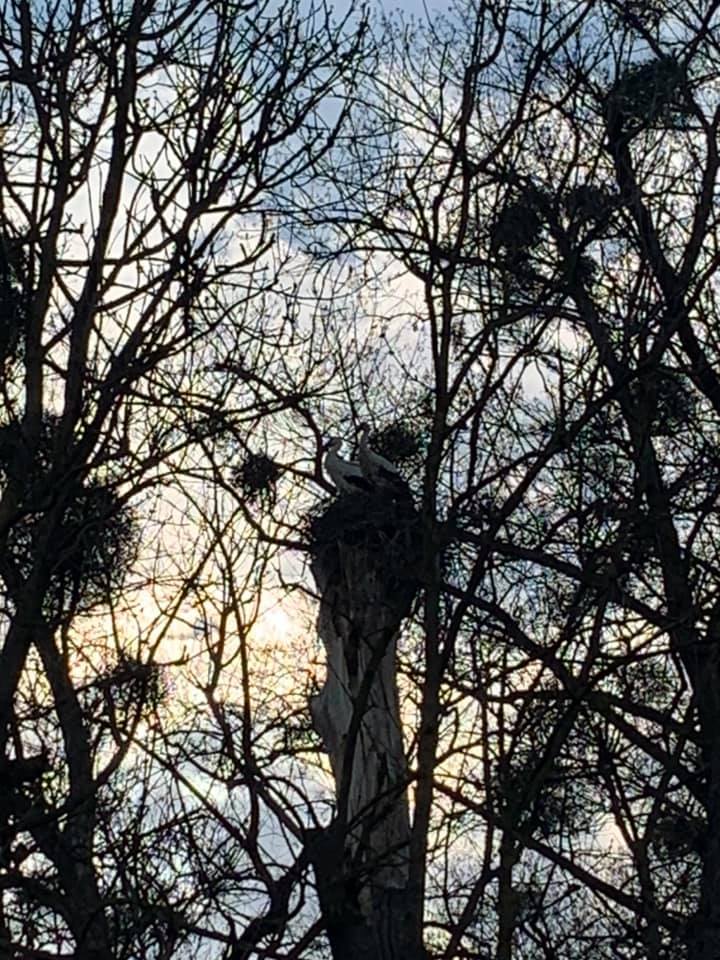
xmin=307 ymin=491 xmax=425 ymax=960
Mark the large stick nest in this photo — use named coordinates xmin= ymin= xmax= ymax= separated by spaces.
xmin=307 ymin=491 xmax=423 ymax=595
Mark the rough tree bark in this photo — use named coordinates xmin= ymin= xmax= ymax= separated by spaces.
xmin=306 ymin=491 xmax=426 ymax=960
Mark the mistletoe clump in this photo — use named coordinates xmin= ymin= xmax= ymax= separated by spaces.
xmin=234 ymin=450 xmax=282 ymax=504
xmin=605 ymin=56 xmax=693 ymax=138
xmin=0 ymin=241 xmax=24 ymax=366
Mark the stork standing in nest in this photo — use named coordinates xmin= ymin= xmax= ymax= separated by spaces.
xmin=357 ymin=423 xmax=406 ymax=490
xmin=323 ymin=437 xmax=373 ymax=494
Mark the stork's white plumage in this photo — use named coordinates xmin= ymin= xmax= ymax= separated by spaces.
xmin=357 ymin=424 xmax=402 ymax=483
xmin=323 ymin=437 xmax=373 ymax=494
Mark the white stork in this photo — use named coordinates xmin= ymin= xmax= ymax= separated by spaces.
xmin=323 ymin=437 xmax=373 ymax=494
xmin=357 ymin=423 xmax=403 ymax=484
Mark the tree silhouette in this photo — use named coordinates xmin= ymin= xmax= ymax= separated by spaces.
xmin=0 ymin=0 xmax=366 ymax=955
xmin=3 ymin=0 xmax=720 ymax=957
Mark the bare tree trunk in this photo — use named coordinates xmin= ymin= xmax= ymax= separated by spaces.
xmin=684 ymin=667 xmax=720 ymax=960
xmin=307 ymin=492 xmax=425 ymax=959
xmin=496 ymin=836 xmax=517 ymax=960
